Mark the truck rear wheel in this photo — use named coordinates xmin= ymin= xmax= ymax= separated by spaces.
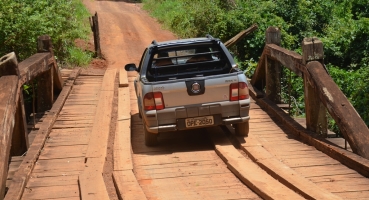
xmin=143 ymin=121 xmax=158 ymax=146
xmin=235 ymin=121 xmax=249 ymax=136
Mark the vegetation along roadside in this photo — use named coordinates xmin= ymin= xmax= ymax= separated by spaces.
xmin=0 ymin=0 xmax=92 ymax=67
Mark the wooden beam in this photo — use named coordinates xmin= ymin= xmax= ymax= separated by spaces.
xmin=266 ymin=44 xmax=304 ymax=77
xmin=11 ymin=91 xmax=29 ymax=156
xmin=18 ymin=53 xmax=52 ymax=86
xmin=0 ymin=75 xmax=19 ymax=199
xmin=4 ymin=69 xmax=80 ymax=200
xmin=0 ymin=52 xmax=19 ymax=77
xmin=306 ymin=61 xmax=369 ymax=159
xmin=250 ymin=48 xmax=266 ymax=90
xmin=302 ymin=38 xmax=327 ymax=137
xmin=37 ymin=68 xmax=53 ymax=112
xmin=37 ymin=35 xmax=63 ymax=91
xmin=265 ymin=27 xmax=281 ymax=103
xmin=224 ymin=23 xmax=258 ymax=49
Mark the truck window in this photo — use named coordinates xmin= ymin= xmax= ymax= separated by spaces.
xmin=147 ymin=45 xmax=229 ymax=81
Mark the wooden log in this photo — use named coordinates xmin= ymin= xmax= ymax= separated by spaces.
xmin=90 ymin=12 xmax=102 ymax=58
xmin=224 ymin=23 xmax=258 ymax=49
xmin=306 ymin=61 xmax=369 ymax=159
xmin=0 ymin=76 xmax=19 ymax=199
xmin=0 ymin=52 xmax=19 ymax=77
xmin=37 ymin=35 xmax=63 ymax=91
xmin=4 ymin=69 xmax=81 ymax=200
xmin=302 ymin=38 xmax=327 ymax=136
xmin=265 ymin=27 xmax=281 ymax=103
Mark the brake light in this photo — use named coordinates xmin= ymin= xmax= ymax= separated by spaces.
xmin=229 ymin=82 xmax=249 ymax=101
xmin=144 ymin=92 xmax=165 ymax=110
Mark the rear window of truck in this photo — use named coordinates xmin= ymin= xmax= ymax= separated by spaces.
xmin=146 ymin=45 xmax=230 ymax=81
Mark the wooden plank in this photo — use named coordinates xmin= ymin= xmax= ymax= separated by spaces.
xmin=0 ymin=75 xmax=19 ymax=198
xmin=113 ymin=171 xmax=147 ymax=200
xmin=119 ymin=68 xmax=129 ymax=87
xmin=22 ymin=184 xmax=79 ymax=199
xmin=38 ymin=145 xmax=87 ymax=160
xmin=79 ymin=68 xmax=116 ymax=200
xmin=114 ymin=120 xmax=133 ymax=171
xmin=235 ymin=132 xmax=342 ymax=199
xmin=118 ymin=87 xmax=131 ymax=121
xmin=207 ymin=126 xmax=304 ymax=200
xmin=79 ymin=158 xmax=110 ymax=200
xmin=33 ymin=157 xmax=85 ymax=172
xmin=26 ymin=175 xmax=78 ymax=187
xmin=4 ymin=69 xmax=80 ymax=200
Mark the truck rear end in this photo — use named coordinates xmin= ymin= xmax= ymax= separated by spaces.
xmin=129 ymin=37 xmax=250 ymax=145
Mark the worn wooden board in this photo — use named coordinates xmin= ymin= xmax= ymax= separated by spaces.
xmin=113 ymin=170 xmax=147 ymax=200
xmin=208 ymin=126 xmax=304 ymax=200
xmin=119 ymin=68 xmax=129 ymax=87
xmin=79 ymin=68 xmax=116 ymax=200
xmin=114 ymin=120 xmax=132 ymax=171
xmin=22 ymin=184 xmax=80 ymax=199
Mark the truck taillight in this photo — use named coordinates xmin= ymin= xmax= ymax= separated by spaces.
xmin=144 ymin=92 xmax=165 ymax=110
xmin=229 ymin=82 xmax=249 ymax=101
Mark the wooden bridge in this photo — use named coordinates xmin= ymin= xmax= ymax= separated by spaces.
xmin=1 ymin=28 xmax=369 ymax=200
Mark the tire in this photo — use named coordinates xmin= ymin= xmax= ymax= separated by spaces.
xmin=143 ymin=120 xmax=158 ymax=146
xmin=234 ymin=121 xmax=249 ymax=136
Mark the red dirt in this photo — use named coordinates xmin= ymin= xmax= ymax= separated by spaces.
xmin=83 ymin=0 xmax=176 ymax=69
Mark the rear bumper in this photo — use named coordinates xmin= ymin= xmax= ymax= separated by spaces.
xmin=145 ymin=115 xmax=250 ymax=134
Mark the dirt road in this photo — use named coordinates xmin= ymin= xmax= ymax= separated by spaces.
xmin=83 ymin=0 xmax=176 ymax=68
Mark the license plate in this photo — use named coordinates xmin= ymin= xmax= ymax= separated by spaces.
xmin=185 ymin=116 xmax=214 ymax=128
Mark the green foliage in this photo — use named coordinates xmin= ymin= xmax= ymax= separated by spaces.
xmin=0 ymin=0 xmax=91 ymax=66
xmin=65 ymin=46 xmax=93 ymax=68
xmin=144 ymin=0 xmax=369 ymax=129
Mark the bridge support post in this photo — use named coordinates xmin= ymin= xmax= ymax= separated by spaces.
xmin=302 ymin=38 xmax=328 ymax=136
xmin=37 ymin=35 xmax=55 ymax=112
xmin=265 ymin=27 xmax=281 ymax=103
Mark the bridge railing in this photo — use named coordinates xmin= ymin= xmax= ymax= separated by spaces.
xmin=250 ymin=27 xmax=369 ymax=159
xmin=0 ymin=35 xmax=63 ymax=198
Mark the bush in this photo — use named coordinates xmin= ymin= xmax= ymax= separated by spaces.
xmin=0 ymin=0 xmax=91 ymax=66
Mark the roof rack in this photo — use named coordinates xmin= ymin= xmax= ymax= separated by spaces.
xmin=151 ymin=40 xmax=159 ymax=46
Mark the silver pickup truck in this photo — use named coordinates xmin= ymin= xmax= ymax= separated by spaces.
xmin=125 ymin=35 xmax=250 ymax=146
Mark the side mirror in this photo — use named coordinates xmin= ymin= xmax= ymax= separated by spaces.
xmin=125 ymin=63 xmax=138 ymax=71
